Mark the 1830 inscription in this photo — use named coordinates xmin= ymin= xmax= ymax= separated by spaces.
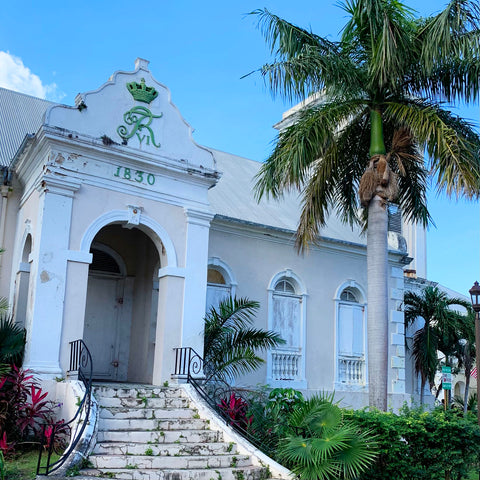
xmin=114 ymin=166 xmax=155 ymax=185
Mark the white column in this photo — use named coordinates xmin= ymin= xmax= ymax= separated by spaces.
xmin=152 ymin=270 xmax=185 ymax=385
xmin=59 ymin=251 xmax=93 ymax=374
xmin=23 ymin=176 xmax=81 ymax=377
xmin=181 ymin=208 xmax=214 ymax=355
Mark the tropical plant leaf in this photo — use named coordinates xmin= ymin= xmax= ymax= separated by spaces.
xmin=203 ymin=296 xmax=284 ymax=381
xmin=0 ymin=315 xmax=25 ymax=367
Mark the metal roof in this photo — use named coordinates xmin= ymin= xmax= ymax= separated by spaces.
xmin=0 ymin=87 xmax=54 ymax=167
xmin=208 ymin=148 xmax=366 ymax=245
xmin=0 ymin=87 xmax=365 ymax=245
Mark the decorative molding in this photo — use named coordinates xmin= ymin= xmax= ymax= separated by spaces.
xmin=267 ymin=269 xmax=308 ymax=295
xmin=124 ymin=205 xmax=143 ymax=229
xmin=333 ymin=279 xmax=367 ymax=303
xmin=157 ymin=266 xmax=185 ymax=279
xmin=80 ymin=209 xmax=178 ymax=268
xmin=66 ymin=250 xmax=93 ymax=264
xmin=35 ymin=174 xmax=82 ymax=198
xmin=17 ymin=262 xmax=30 ymax=274
xmin=184 ymin=208 xmax=215 ymax=227
xmin=207 ymin=257 xmax=238 ymax=287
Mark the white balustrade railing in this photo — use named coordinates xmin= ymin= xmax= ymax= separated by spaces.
xmin=338 ymin=356 xmax=365 ymax=385
xmin=271 ymin=350 xmax=302 ymax=381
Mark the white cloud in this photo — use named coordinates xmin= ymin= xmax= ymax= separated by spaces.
xmin=0 ymin=51 xmax=65 ymax=101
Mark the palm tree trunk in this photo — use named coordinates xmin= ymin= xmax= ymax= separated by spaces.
xmin=366 ymin=108 xmax=389 ymax=411
xmin=464 ymin=357 xmax=472 ymax=415
xmin=464 ymin=373 xmax=470 ymax=415
xmin=420 ymin=376 xmax=426 ymax=405
xmin=367 ymin=194 xmax=389 ymax=411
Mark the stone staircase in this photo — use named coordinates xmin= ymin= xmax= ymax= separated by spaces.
xmin=79 ymin=384 xmax=278 ymax=480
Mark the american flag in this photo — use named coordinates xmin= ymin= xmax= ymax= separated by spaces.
xmin=471 ymin=367 xmax=477 ymax=379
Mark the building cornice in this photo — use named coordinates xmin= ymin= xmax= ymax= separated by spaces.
xmin=211 ymin=215 xmax=406 ymax=262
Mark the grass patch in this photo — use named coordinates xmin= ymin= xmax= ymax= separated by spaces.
xmin=3 ymin=448 xmax=61 ymax=480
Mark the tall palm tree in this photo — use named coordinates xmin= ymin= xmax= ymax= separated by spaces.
xmin=404 ymin=286 xmax=470 ymax=404
xmin=452 ymin=308 xmax=476 ymax=414
xmin=251 ymin=0 xmax=480 ymax=409
xmin=203 ymin=296 xmax=285 ymax=381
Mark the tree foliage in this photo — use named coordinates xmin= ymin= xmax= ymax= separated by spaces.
xmin=251 ymin=0 xmax=480 ymax=251
xmin=251 ymin=0 xmax=480 ymax=411
xmin=0 ymin=316 xmax=25 ymax=375
xmin=404 ymin=286 xmax=470 ymax=403
xmin=277 ymin=393 xmax=378 ymax=480
xmin=347 ymin=405 xmax=480 ymax=479
xmin=203 ymin=297 xmax=284 ymax=381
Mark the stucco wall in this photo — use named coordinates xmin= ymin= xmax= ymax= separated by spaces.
xmin=208 ymin=219 xmax=408 ymax=409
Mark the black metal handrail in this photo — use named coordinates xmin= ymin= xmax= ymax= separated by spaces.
xmin=172 ymin=346 xmax=266 ymax=450
xmin=37 ymin=339 xmax=93 ymax=476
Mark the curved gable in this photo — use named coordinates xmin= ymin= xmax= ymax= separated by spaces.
xmin=45 ymin=58 xmax=214 ymax=170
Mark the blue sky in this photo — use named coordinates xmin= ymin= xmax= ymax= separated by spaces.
xmin=0 ymin=0 xmax=478 ymax=297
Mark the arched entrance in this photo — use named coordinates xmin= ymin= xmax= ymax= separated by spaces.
xmin=83 ymin=224 xmax=160 ymax=383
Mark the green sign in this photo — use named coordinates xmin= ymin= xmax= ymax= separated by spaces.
xmin=442 ymin=366 xmax=452 ymax=390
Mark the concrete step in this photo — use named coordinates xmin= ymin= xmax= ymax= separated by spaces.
xmin=93 ymin=441 xmax=238 ymax=456
xmin=98 ymin=417 xmax=210 ymax=431
xmin=99 ymin=406 xmax=197 ymax=420
xmin=95 ymin=395 xmax=190 ymax=409
xmin=80 ymin=465 xmax=269 ymax=480
xmin=90 ymin=454 xmax=253 ymax=470
xmin=81 ymin=384 xmax=282 ymax=480
xmin=93 ymin=385 xmax=185 ymax=399
xmin=97 ymin=429 xmax=223 ymax=444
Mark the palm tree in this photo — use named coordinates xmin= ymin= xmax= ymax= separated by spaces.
xmin=203 ymin=296 xmax=285 ymax=381
xmin=452 ymin=308 xmax=476 ymax=414
xmin=251 ymin=0 xmax=480 ymax=410
xmin=277 ymin=392 xmax=377 ymax=480
xmin=404 ymin=286 xmax=470 ymax=404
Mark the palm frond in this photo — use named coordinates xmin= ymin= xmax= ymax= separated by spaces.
xmin=278 ymin=392 xmax=377 ymax=479
xmin=250 ymin=9 xmax=362 ymax=102
xmin=381 ymin=125 xmax=432 ymax=227
xmin=384 ymin=99 xmax=480 ymax=198
xmin=251 ymin=8 xmax=335 ymax=58
xmin=258 ymin=48 xmax=364 ymax=102
xmin=368 ymin=1 xmax=416 ymax=93
xmin=255 ymin=99 xmax=365 ymax=199
xmin=418 ymin=0 xmax=480 ymax=73
xmin=203 ymin=296 xmax=284 ymax=380
xmin=416 ymin=57 xmax=480 ymax=104
xmin=0 ymin=315 xmax=25 ymax=366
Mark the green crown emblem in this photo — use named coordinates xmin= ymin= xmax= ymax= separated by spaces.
xmin=126 ymin=78 xmax=158 ymax=104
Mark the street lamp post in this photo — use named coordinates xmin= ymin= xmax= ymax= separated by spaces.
xmin=469 ymin=281 xmax=480 ymax=480
xmin=469 ymin=281 xmax=480 ymax=430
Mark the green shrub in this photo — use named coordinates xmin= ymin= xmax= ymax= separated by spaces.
xmin=346 ymin=405 xmax=480 ymax=480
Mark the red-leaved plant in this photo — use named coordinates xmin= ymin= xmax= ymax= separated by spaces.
xmin=0 ymin=366 xmax=65 ymax=454
xmin=218 ymin=393 xmax=253 ymax=430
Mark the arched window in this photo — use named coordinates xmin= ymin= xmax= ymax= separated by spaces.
xmin=13 ymin=233 xmax=33 ymax=328
xmin=335 ymin=281 xmax=367 ymax=388
xmin=206 ymin=257 xmax=236 ymax=313
xmin=89 ymin=243 xmax=126 ymax=277
xmin=267 ymin=270 xmax=307 ymax=388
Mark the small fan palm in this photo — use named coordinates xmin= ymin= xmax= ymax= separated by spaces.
xmin=278 ymin=393 xmax=377 ymax=480
xmin=203 ymin=296 xmax=284 ymax=381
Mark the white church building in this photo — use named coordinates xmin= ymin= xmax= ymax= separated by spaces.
xmin=0 ymin=58 xmax=428 ymax=409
